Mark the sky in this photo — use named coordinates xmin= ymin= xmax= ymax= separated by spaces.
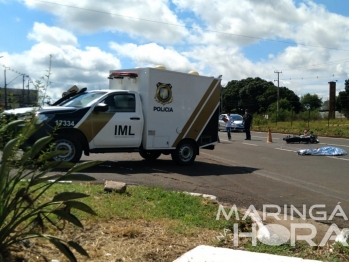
xmin=0 ymin=0 xmax=349 ymax=103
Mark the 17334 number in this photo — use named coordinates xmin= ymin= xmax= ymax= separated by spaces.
xmin=55 ymin=120 xmax=75 ymax=127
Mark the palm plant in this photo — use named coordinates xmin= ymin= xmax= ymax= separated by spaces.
xmin=0 ymin=119 xmax=102 ymax=262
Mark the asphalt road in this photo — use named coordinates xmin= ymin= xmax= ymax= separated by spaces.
xmin=70 ymin=130 xmax=349 ymax=228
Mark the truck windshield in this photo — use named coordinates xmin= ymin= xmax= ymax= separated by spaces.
xmin=59 ymin=91 xmax=107 ymax=108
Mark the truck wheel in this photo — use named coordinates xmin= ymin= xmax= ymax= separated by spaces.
xmin=52 ymin=135 xmax=82 ymax=163
xmin=171 ymin=141 xmax=196 ymax=165
xmin=139 ymin=150 xmax=161 ymax=161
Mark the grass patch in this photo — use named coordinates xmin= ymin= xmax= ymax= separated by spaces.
xmin=42 ymin=183 xmax=230 ymax=231
xmin=253 ymin=119 xmax=349 ymax=137
xmin=19 ymin=182 xmax=349 ymax=261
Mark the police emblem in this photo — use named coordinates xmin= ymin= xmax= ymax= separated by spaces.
xmin=154 ymin=82 xmax=173 ymax=105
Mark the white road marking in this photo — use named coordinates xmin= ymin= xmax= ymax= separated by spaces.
xmin=253 ymin=135 xmax=279 ymax=140
xmin=323 ymin=143 xmax=349 ymax=148
xmin=219 ymin=134 xmax=349 ymax=160
xmin=326 ymin=156 xmax=349 ymax=161
xmin=275 ymin=148 xmax=297 ymax=152
xmin=318 ymin=136 xmax=349 ymax=140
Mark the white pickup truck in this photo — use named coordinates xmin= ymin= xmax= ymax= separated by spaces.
xmin=4 ymin=67 xmax=222 ymax=165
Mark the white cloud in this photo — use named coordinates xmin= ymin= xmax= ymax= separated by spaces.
xmin=24 ymin=0 xmax=189 ymax=44
xmin=7 ymin=23 xmax=121 ymax=101
xmin=173 ymin=0 xmax=300 ymax=46
xmin=109 ymin=42 xmax=194 ymax=72
xmin=4 ymin=0 xmax=349 ymax=101
xmin=28 ymin=22 xmax=78 ymax=46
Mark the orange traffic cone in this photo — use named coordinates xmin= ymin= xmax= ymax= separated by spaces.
xmin=267 ymin=128 xmax=273 ymax=143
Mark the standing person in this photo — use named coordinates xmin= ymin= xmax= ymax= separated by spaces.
xmin=223 ymin=112 xmax=233 ymax=140
xmin=243 ymin=109 xmax=253 ymax=140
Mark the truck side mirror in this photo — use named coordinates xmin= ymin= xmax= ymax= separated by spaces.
xmin=94 ymin=103 xmax=109 ymax=112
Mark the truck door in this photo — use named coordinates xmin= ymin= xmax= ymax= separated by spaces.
xmin=91 ymin=93 xmax=142 ymax=147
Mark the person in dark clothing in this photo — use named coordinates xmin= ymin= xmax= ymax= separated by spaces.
xmin=243 ymin=109 xmax=253 ymax=140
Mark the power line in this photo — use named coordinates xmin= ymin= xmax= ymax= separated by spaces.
xmin=279 ymin=58 xmax=349 ymax=72
xmin=17 ymin=1 xmax=349 ymax=85
xmin=32 ymin=0 xmax=349 ymax=52
xmin=260 ymin=71 xmax=345 ymax=83
xmin=280 ymin=74 xmax=339 ymax=82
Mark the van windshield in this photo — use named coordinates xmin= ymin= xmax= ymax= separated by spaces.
xmin=59 ymin=92 xmax=107 ymax=108
xmin=231 ymin=115 xmax=243 ymax=121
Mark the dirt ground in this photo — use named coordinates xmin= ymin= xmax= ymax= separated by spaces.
xmin=8 ymin=218 xmax=221 ymax=262
xmin=7 ymin=208 xmax=339 ymax=262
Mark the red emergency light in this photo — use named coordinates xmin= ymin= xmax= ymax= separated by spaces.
xmin=108 ymin=72 xmax=138 ymax=79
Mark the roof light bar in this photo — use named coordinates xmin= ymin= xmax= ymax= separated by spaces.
xmin=108 ymin=72 xmax=138 ymax=79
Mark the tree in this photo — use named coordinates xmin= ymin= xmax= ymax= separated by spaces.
xmin=322 ymin=100 xmax=329 ymax=110
xmin=300 ymin=93 xmax=322 ymax=111
xmin=222 ymin=77 xmax=300 ymax=114
xmin=279 ymin=87 xmax=302 ymax=113
xmin=224 ymin=77 xmax=274 ymax=113
xmin=267 ymin=98 xmax=293 ymax=112
xmin=336 ymin=79 xmax=349 ymax=118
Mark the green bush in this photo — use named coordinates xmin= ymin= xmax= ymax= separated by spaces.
xmin=0 ymin=119 xmax=102 ymax=262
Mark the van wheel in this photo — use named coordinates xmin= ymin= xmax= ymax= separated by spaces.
xmin=171 ymin=141 xmax=196 ymax=165
xmin=139 ymin=150 xmax=161 ymax=161
xmin=52 ymin=135 xmax=82 ymax=163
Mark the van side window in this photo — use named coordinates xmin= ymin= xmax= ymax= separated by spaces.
xmin=104 ymin=94 xmax=135 ymax=112
xmin=103 ymin=95 xmax=117 ymax=111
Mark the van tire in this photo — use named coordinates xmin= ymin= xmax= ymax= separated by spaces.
xmin=171 ymin=140 xmax=196 ymax=165
xmin=52 ymin=135 xmax=82 ymax=163
xmin=139 ymin=150 xmax=161 ymax=161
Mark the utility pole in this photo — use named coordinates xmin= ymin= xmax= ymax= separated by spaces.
xmin=22 ymin=74 xmax=29 ymax=106
xmin=0 ymin=57 xmax=2 ymax=108
xmin=27 ymin=78 xmax=30 ymax=105
xmin=22 ymin=74 xmax=25 ymax=106
xmin=274 ymin=71 xmax=282 ymax=124
xmin=4 ymin=67 xmax=8 ymax=109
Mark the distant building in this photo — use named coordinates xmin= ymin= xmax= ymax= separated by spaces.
xmin=319 ymin=102 xmax=346 ymax=119
xmin=0 ymin=87 xmax=38 ymax=109
xmin=319 ymin=111 xmax=346 ymax=119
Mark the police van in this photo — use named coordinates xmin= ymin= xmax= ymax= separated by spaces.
xmin=5 ymin=67 xmax=221 ymax=165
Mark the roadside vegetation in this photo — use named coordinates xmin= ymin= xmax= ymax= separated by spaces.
xmin=0 ymin=117 xmax=102 ymax=262
xmin=252 ymin=117 xmax=349 ymax=137
xmin=5 ymin=183 xmax=349 ymax=261
xmin=1 ymin=115 xmax=347 ymax=261
xmin=1 ymin=64 xmax=348 ymax=261
xmin=222 ymin=78 xmax=349 ymax=137
xmin=221 ymin=77 xmax=349 ymax=138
